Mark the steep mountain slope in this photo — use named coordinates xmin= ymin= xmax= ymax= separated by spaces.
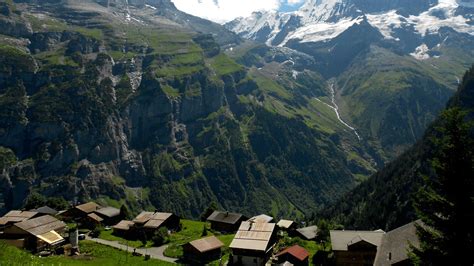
xmin=0 ymin=0 xmax=373 ymax=218
xmin=321 ymin=65 xmax=474 ymax=231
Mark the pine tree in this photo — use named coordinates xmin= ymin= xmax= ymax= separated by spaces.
xmin=411 ymin=107 xmax=474 ymax=265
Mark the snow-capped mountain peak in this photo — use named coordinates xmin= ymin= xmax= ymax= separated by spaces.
xmin=225 ymin=0 xmax=474 ymax=47
xmin=297 ymin=0 xmax=357 ymax=23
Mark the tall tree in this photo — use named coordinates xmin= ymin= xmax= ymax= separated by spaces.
xmin=411 ymin=107 xmax=474 ymax=265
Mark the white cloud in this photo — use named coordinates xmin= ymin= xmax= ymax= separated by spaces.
xmin=170 ymin=0 xmax=281 ymax=23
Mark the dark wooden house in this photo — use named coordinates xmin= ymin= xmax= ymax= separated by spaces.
xmin=330 ymin=230 xmax=385 ymax=266
xmin=3 ymin=215 xmax=66 ymax=252
xmin=183 ymin=236 xmax=224 ymax=264
xmin=206 ymin=211 xmax=246 ymax=232
xmin=61 ymin=202 xmax=101 ymax=222
xmin=133 ymin=211 xmax=180 ymax=236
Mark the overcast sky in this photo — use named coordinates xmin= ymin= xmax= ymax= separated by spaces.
xmin=170 ymin=0 xmax=305 ymax=24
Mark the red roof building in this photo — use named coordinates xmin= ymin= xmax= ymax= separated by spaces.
xmin=275 ymin=245 xmax=310 ymax=266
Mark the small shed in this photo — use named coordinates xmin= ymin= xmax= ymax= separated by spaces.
xmin=0 ymin=211 xmax=40 ymax=230
xmin=112 ymin=220 xmax=135 ymax=237
xmin=183 ymin=236 xmax=224 ymax=263
xmin=206 ymin=211 xmax=246 ymax=232
xmin=3 ymin=215 xmax=66 ymax=252
xmin=295 ymin=226 xmax=319 ymax=240
xmin=277 ymin=219 xmax=296 ymax=231
xmin=276 ymin=245 xmax=310 ymax=266
xmin=94 ymin=206 xmax=122 ymax=225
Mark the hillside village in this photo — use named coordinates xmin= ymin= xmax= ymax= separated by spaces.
xmin=0 ymin=202 xmax=421 ymax=265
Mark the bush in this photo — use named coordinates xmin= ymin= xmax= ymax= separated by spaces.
xmin=152 ymin=227 xmax=169 ymax=246
xmin=90 ymin=226 xmax=103 ymax=238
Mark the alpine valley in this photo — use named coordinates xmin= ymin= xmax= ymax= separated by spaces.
xmin=0 ymin=0 xmax=473 ymax=222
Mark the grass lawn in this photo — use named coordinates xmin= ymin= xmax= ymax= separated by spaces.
xmin=98 ymin=229 xmax=153 ymax=248
xmin=0 ymin=240 xmax=173 ymax=266
xmin=163 ymin=219 xmax=235 ymax=263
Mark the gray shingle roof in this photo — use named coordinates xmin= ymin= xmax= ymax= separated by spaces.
xmin=330 ymin=230 xmax=385 ymax=251
xmin=296 ymin=225 xmax=319 ymax=240
xmin=374 ymin=221 xmax=421 ymax=266
xmin=95 ymin=207 xmax=120 ymax=218
xmin=207 ymin=211 xmax=243 ymax=225
xmin=14 ymin=215 xmax=66 ymax=236
xmin=188 ymin=236 xmax=224 ymax=253
xmin=34 ymin=206 xmax=58 ymax=215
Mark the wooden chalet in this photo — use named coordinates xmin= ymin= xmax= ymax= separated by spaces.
xmin=133 ymin=211 xmax=180 ymax=236
xmin=3 ymin=215 xmax=66 ymax=252
xmin=275 ymin=245 xmax=310 ymax=266
xmin=207 ymin=211 xmax=246 ymax=232
xmin=330 ymin=229 xmax=385 ymax=266
xmin=183 ymin=236 xmax=224 ymax=264
xmin=229 ymin=221 xmax=277 ymax=266
xmin=330 ymin=221 xmax=422 ymax=266
xmin=61 ymin=202 xmax=101 ymax=222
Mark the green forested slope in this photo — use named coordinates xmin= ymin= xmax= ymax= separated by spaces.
xmin=322 ymin=65 xmax=474 ymax=230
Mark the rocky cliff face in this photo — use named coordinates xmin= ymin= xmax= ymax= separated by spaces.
xmin=0 ymin=0 xmax=370 ymax=218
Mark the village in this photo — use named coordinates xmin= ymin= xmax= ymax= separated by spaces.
xmin=0 ymin=202 xmax=421 ymax=266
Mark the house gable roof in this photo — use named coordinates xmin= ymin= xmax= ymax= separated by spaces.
xmin=277 ymin=219 xmax=295 ymax=229
xmin=296 ymin=225 xmax=319 ymax=240
xmin=112 ymin=220 xmax=135 ymax=231
xmin=207 ymin=211 xmax=244 ymax=225
xmin=248 ymin=214 xmax=273 ymax=223
xmin=14 ymin=215 xmax=66 ymax=236
xmin=188 ymin=236 xmax=224 ymax=253
xmin=374 ymin=221 xmax=422 ymax=265
xmin=133 ymin=211 xmax=174 ymax=228
xmin=230 ymin=221 xmax=276 ymax=252
xmin=330 ymin=230 xmax=385 ymax=251
xmin=87 ymin=213 xmax=104 ymax=223
xmin=276 ymin=245 xmax=310 ymax=261
xmin=34 ymin=206 xmax=58 ymax=215
xmin=0 ymin=211 xmax=39 ymax=225
xmin=75 ymin=202 xmax=101 ymax=214
xmin=95 ymin=207 xmax=120 ymax=218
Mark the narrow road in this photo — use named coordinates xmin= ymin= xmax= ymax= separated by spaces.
xmin=315 ymin=83 xmax=361 ymax=140
xmin=86 ymin=237 xmax=178 ymax=263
